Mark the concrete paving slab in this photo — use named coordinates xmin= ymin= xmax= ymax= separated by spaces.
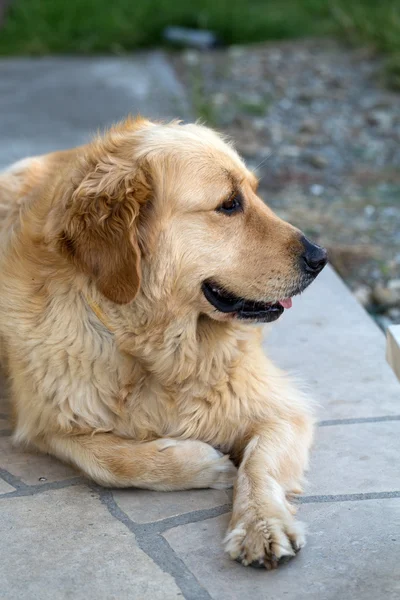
xmin=0 ymin=54 xmax=191 ymax=168
xmin=307 ymin=421 xmax=400 ymax=495
xmin=0 ymin=436 xmax=78 ymax=485
xmin=0 ymin=486 xmax=182 ymax=600
xmin=114 ymin=487 xmax=230 ymax=524
xmin=164 ymin=499 xmax=400 ymax=600
xmin=0 ymin=479 xmax=15 ymax=495
xmin=266 ymin=266 xmax=400 ymax=419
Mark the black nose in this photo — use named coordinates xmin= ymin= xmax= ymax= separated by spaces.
xmin=301 ymin=236 xmax=328 ymax=275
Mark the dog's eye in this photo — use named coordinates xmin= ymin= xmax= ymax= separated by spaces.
xmin=216 ymin=194 xmax=243 ymax=215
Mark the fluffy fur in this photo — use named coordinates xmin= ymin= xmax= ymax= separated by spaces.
xmin=0 ymin=117 xmax=321 ymax=568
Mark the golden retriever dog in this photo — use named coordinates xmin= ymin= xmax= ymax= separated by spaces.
xmin=0 ymin=117 xmax=327 ymax=569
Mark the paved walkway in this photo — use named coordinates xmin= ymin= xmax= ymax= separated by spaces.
xmin=0 ymin=55 xmax=399 ymax=600
xmin=0 ymin=53 xmax=191 ymax=168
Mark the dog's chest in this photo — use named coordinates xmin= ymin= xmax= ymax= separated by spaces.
xmin=115 ymin=368 xmax=248 ymax=450
xmin=113 ymin=323 xmax=263 ymax=447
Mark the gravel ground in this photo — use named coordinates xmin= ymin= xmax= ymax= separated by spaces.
xmin=172 ymin=38 xmax=400 ymax=329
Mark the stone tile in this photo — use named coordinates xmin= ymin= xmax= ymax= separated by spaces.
xmin=0 ymin=436 xmax=77 ymax=485
xmin=0 ymin=486 xmax=182 ymax=600
xmin=114 ymin=487 xmax=231 ymax=524
xmin=307 ymin=421 xmax=400 ymax=495
xmin=164 ymin=499 xmax=400 ymax=600
xmin=265 ymin=267 xmax=400 ymax=420
xmin=0 ymin=479 xmax=15 ymax=495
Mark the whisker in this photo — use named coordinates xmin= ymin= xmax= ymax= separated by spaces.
xmin=252 ymin=152 xmax=273 ymax=173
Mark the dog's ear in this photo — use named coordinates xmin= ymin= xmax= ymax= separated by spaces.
xmin=56 ymin=144 xmax=152 ymax=304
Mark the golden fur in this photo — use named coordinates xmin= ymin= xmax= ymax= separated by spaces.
xmin=0 ymin=117 xmax=321 ymax=568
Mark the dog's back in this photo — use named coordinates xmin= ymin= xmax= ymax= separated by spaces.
xmin=0 ymin=157 xmax=46 ymax=243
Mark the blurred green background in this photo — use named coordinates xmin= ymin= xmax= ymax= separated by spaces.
xmin=1 ymin=0 xmax=399 ymax=60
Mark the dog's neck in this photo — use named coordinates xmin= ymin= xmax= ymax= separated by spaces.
xmin=85 ymin=287 xmax=256 ymax=390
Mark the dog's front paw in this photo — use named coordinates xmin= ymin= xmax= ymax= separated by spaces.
xmin=224 ymin=511 xmax=305 ymax=569
xmin=160 ymin=440 xmax=237 ymax=490
xmin=209 ymin=454 xmax=237 ymax=490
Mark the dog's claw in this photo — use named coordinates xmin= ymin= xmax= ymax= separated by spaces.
xmin=249 ymin=559 xmax=266 ymax=569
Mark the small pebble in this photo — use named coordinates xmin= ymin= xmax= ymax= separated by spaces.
xmin=310 ymin=184 xmax=324 ymax=196
xmin=182 ymin=50 xmax=200 ymax=66
xmin=279 ymin=99 xmax=292 ymax=111
xmin=366 ymin=110 xmax=392 ymax=129
xmin=307 ymin=154 xmax=328 ymax=169
xmin=229 ymin=45 xmax=246 ymax=59
xmin=371 ymin=284 xmax=400 ymax=308
xmin=388 ymin=307 xmax=400 ymax=321
xmin=212 ymin=92 xmax=227 ymax=106
xmin=299 ymin=118 xmax=318 ymax=134
xmin=364 ymin=205 xmax=375 ymax=218
xmin=388 ymin=279 xmax=400 ymax=291
xmin=354 ymin=285 xmax=371 ymax=307
xmin=280 ymin=145 xmax=300 ymax=158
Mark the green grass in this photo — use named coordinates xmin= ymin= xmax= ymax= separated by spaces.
xmin=0 ymin=0 xmax=399 ymax=58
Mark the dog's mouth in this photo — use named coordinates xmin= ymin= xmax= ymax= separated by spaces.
xmin=202 ymin=280 xmax=294 ymax=323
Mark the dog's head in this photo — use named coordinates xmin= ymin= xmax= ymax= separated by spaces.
xmin=54 ymin=117 xmax=327 ymax=323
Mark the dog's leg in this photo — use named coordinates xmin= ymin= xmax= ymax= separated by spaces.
xmin=224 ymin=409 xmax=313 ymax=569
xmin=42 ymin=433 xmax=236 ymax=490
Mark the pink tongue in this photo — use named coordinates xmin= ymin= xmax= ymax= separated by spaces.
xmin=279 ymin=298 xmax=292 ymax=309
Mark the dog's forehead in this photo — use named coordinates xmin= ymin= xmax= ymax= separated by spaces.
xmin=142 ymin=122 xmax=245 ymax=172
xmin=175 ymin=126 xmax=254 ymax=181
xmin=180 ymin=124 xmax=259 ymax=189
xmin=181 ymin=124 xmax=245 ymax=168
xmin=183 ymin=152 xmax=258 ymax=198
xmin=139 ymin=122 xmax=258 ymax=206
